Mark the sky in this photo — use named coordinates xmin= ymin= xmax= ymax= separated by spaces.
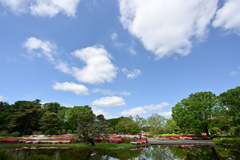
xmin=0 ymin=0 xmax=240 ymax=119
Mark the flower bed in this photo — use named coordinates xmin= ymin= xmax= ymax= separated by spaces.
xmin=158 ymin=135 xmax=211 ymax=140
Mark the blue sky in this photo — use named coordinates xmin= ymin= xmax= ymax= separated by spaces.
xmin=0 ymin=0 xmax=239 ymax=119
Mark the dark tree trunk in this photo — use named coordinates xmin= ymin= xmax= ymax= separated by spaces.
xmin=22 ymin=119 xmax=29 ymax=136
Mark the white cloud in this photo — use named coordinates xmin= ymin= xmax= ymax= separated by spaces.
xmin=111 ymin=32 xmax=123 ymax=47
xmin=0 ymin=95 xmax=4 ymax=101
xmin=92 ymin=107 xmax=116 ymax=119
xmin=22 ymin=37 xmax=56 ymax=62
xmin=121 ymin=107 xmax=147 ymax=116
xmin=92 ymin=88 xmax=131 ymax=96
xmin=119 ymin=0 xmax=218 ymax=59
xmin=0 ymin=0 xmax=80 ymax=17
xmin=92 ymin=96 xmax=125 ymax=107
xmin=158 ymin=111 xmax=172 ymax=117
xmin=212 ymin=0 xmax=240 ymax=35
xmin=122 ymin=68 xmax=141 ymax=79
xmin=53 ymin=82 xmax=89 ymax=95
xmin=229 ymin=66 xmax=240 ymax=76
xmin=72 ymin=46 xmax=118 ymax=84
xmin=55 ymin=60 xmax=72 ymax=74
xmin=144 ymin=102 xmax=170 ymax=111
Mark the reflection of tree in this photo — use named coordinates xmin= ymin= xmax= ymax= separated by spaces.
xmin=142 ymin=145 xmax=175 ymax=160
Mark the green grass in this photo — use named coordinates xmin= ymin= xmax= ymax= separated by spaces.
xmin=0 ymin=142 xmax=135 ymax=151
xmin=160 ymin=134 xmax=181 ymax=136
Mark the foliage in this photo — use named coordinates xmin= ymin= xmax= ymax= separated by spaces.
xmin=172 ymin=92 xmax=219 ymax=136
xmin=107 ymin=117 xmax=124 ymax=131
xmin=230 ymin=125 xmax=240 ymax=136
xmin=0 ymin=102 xmax=12 ymax=131
xmin=115 ymin=117 xmax=132 ymax=133
xmin=147 ymin=113 xmax=166 ymax=135
xmin=134 ymin=115 xmax=147 ymax=131
xmin=126 ymin=121 xmax=140 ymax=134
xmin=39 ymin=111 xmax=62 ymax=135
xmin=0 ymin=130 xmax=9 ymax=136
xmin=42 ymin=102 xmax=60 ymax=114
xmin=0 ymin=150 xmax=15 ymax=160
xmin=8 ymin=99 xmax=42 ymax=136
xmin=210 ymin=127 xmax=221 ymax=136
xmin=10 ymin=131 xmax=20 ymax=137
xmin=26 ymin=153 xmax=55 ymax=160
xmin=164 ymin=118 xmax=180 ymax=134
xmin=218 ymin=86 xmax=240 ymax=126
xmin=212 ymin=138 xmax=223 ymax=145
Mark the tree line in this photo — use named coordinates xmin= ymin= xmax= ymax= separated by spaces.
xmin=0 ymin=86 xmax=239 ymax=138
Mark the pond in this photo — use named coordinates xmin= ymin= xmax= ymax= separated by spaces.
xmin=2 ymin=145 xmax=240 ymax=160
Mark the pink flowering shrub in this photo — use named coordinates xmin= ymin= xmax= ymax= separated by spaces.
xmin=109 ymin=138 xmax=123 ymax=143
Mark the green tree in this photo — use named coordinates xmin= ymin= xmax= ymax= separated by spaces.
xmin=107 ymin=117 xmax=123 ymax=131
xmin=165 ymin=118 xmax=180 ymax=134
xmin=134 ymin=115 xmax=147 ymax=131
xmin=218 ymin=86 xmax=240 ymax=127
xmin=209 ymin=127 xmax=221 ymax=136
xmin=147 ymin=113 xmax=166 ymax=135
xmin=172 ymin=92 xmax=219 ymax=136
xmin=67 ymin=105 xmax=96 ymax=145
xmin=39 ymin=111 xmax=62 ymax=135
xmin=8 ymin=99 xmax=41 ymax=136
xmin=0 ymin=102 xmax=13 ymax=131
xmin=126 ymin=121 xmax=141 ymax=135
xmin=42 ymin=102 xmax=60 ymax=114
xmin=91 ymin=114 xmax=109 ymax=138
xmin=115 ymin=117 xmax=132 ymax=134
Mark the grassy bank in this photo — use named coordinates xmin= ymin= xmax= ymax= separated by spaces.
xmin=212 ymin=137 xmax=240 ymax=145
xmin=0 ymin=142 xmax=138 ymax=151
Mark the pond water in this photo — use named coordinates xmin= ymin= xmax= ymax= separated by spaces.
xmin=3 ymin=145 xmax=240 ymax=160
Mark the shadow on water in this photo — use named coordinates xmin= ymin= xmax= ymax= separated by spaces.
xmin=1 ymin=145 xmax=240 ymax=160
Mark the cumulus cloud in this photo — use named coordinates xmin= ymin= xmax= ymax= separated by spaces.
xmin=0 ymin=95 xmax=4 ymax=101
xmin=144 ymin=102 xmax=170 ymax=111
xmin=122 ymin=68 xmax=141 ymax=79
xmin=22 ymin=37 xmax=56 ymax=62
xmin=92 ymin=96 xmax=125 ymax=107
xmin=0 ymin=0 xmax=80 ymax=17
xmin=92 ymin=88 xmax=131 ymax=96
xmin=72 ymin=46 xmax=118 ymax=84
xmin=55 ymin=60 xmax=72 ymax=74
xmin=92 ymin=107 xmax=116 ymax=119
xmin=53 ymin=82 xmax=89 ymax=95
xmin=212 ymin=0 xmax=240 ymax=35
xmin=158 ymin=111 xmax=172 ymax=117
xmin=121 ymin=107 xmax=147 ymax=116
xmin=119 ymin=0 xmax=218 ymax=59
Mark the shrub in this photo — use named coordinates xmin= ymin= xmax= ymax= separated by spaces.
xmin=10 ymin=131 xmax=20 ymax=137
xmin=67 ymin=130 xmax=72 ymax=134
xmin=230 ymin=126 xmax=240 ymax=136
xmin=210 ymin=127 xmax=221 ymax=136
xmin=44 ymin=130 xmax=50 ymax=135
xmin=62 ymin=129 xmax=66 ymax=134
xmin=123 ymin=137 xmax=131 ymax=143
xmin=32 ymin=131 xmax=38 ymax=135
xmin=212 ymin=138 xmax=222 ymax=145
xmin=57 ymin=130 xmax=62 ymax=135
xmin=0 ymin=151 xmax=15 ymax=160
xmin=0 ymin=130 xmax=9 ymax=136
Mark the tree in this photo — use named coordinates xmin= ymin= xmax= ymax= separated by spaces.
xmin=172 ymin=92 xmax=219 ymax=136
xmin=115 ymin=117 xmax=132 ymax=134
xmin=0 ymin=102 xmax=12 ymax=131
xmin=165 ymin=118 xmax=180 ymax=134
xmin=134 ymin=115 xmax=147 ymax=131
xmin=39 ymin=111 xmax=62 ymax=135
xmin=218 ymin=86 xmax=240 ymax=127
xmin=8 ymin=99 xmax=41 ymax=136
xmin=147 ymin=113 xmax=166 ymax=135
xmin=91 ymin=114 xmax=109 ymax=138
xmin=107 ymin=117 xmax=123 ymax=131
xmin=126 ymin=121 xmax=141 ymax=135
xmin=67 ymin=105 xmax=96 ymax=145
xmin=42 ymin=102 xmax=60 ymax=114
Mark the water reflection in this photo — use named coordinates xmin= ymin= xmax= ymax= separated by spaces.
xmin=2 ymin=145 xmax=240 ymax=160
